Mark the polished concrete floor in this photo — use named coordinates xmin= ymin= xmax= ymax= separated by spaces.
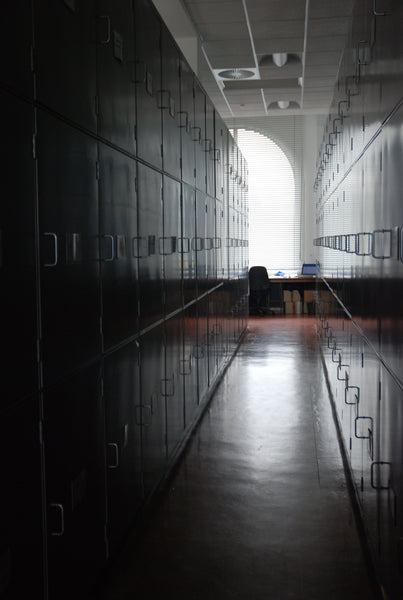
xmin=96 ymin=316 xmax=379 ymax=599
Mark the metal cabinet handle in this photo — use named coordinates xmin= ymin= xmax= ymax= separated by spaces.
xmin=356 ymin=232 xmax=373 ymax=256
xmin=192 ymin=237 xmax=204 ymax=251
xmin=44 ymin=232 xmax=58 ymax=267
xmin=50 ymin=503 xmax=64 ymax=536
xmin=103 ymin=235 xmax=115 ymax=261
xmin=204 ymin=237 xmax=213 ymax=250
xmin=346 ymin=233 xmax=357 ymax=253
xmin=370 ymin=461 xmax=391 ymax=490
xmin=134 ymin=61 xmax=147 ymax=84
xmin=179 ymin=111 xmax=188 ymax=129
xmin=98 ymin=15 xmax=111 ymax=44
xmin=372 ymin=229 xmax=393 ymax=259
xmin=179 ymin=357 xmax=192 ymax=375
xmin=338 ymin=99 xmax=350 ymax=117
xmin=178 ymin=237 xmax=190 ymax=253
xmin=337 ymin=363 xmax=349 ymax=381
xmin=161 ymin=375 xmax=174 ymax=397
xmin=191 ymin=126 xmax=201 ymax=142
xmin=135 ymin=405 xmax=152 ymax=427
xmin=108 ymin=443 xmax=119 ymax=469
xmin=203 ymin=138 xmax=212 ymax=153
xmin=373 ymin=0 xmax=388 ymax=16
xmin=355 ymin=416 xmax=373 ymax=439
xmin=157 ymin=90 xmax=171 ymax=110
xmin=345 ymin=385 xmax=360 ymax=405
xmin=159 ymin=236 xmax=176 ymax=255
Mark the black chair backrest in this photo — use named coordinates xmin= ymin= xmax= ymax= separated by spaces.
xmin=249 ymin=266 xmax=270 ymax=290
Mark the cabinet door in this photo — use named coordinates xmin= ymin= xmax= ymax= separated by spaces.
xmin=163 ymin=176 xmax=182 ymax=315
xmin=183 ymin=305 xmax=199 ymax=427
xmin=196 ymin=297 xmax=210 ymax=404
xmin=0 ymin=397 xmax=45 ymax=599
xmin=134 ymin=0 xmax=162 ymax=169
xmin=0 ymin=93 xmax=38 ymax=408
xmin=161 ymin=24 xmax=181 ymax=179
xmin=179 ymin=58 xmax=195 ymax=187
xmin=137 ymin=163 xmax=163 ymax=330
xmin=164 ymin=317 xmax=185 ymax=458
xmin=182 ymin=183 xmax=197 ymax=303
xmin=139 ymin=325 xmax=166 ymax=499
xmin=206 ymin=98 xmax=215 ymax=197
xmin=44 ymin=364 xmax=107 ymax=600
xmin=34 ymin=0 xmax=97 ymax=132
xmin=205 ymin=195 xmax=217 ymax=287
xmin=104 ymin=342 xmax=142 ymax=557
xmin=194 ymin=81 xmax=206 ymax=193
xmin=195 ymin=191 xmax=207 ymax=294
xmin=0 ymin=1 xmax=34 ymax=97
xmin=99 ymin=144 xmax=138 ymax=350
xmin=214 ymin=114 xmax=225 ymax=202
xmin=37 ymin=112 xmax=101 ymax=385
xmin=96 ymin=0 xmax=136 ymax=154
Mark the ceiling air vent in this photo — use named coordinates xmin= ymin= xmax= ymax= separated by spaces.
xmin=213 ymin=68 xmax=259 ymax=81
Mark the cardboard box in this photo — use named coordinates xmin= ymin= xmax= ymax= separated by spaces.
xmin=283 ymin=290 xmax=292 ymax=302
xmin=285 ymin=301 xmax=294 ymax=314
xmin=304 ymin=290 xmax=316 ymax=303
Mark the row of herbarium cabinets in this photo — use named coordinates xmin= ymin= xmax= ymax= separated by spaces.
xmin=0 ymin=0 xmax=249 ymax=597
xmin=2 ymin=286 xmax=248 ymax=600
xmin=316 ymin=289 xmax=403 ymax=598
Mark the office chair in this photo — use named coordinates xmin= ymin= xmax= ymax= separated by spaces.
xmin=248 ymin=266 xmax=272 ymax=315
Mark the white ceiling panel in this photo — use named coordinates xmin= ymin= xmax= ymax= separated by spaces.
xmin=152 ymin=0 xmax=355 ymax=118
xmin=197 ymin=22 xmax=251 ymax=41
xmin=184 ymin=2 xmax=245 ymax=23
xmin=250 ymin=20 xmax=305 ymax=40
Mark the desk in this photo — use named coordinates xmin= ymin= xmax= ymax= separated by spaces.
xmin=270 ymin=277 xmax=316 ymax=314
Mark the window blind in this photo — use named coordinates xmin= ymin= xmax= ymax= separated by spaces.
xmin=228 ymin=116 xmax=303 ymax=275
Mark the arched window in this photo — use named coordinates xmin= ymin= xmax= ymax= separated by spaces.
xmin=234 ymin=128 xmax=300 ymax=275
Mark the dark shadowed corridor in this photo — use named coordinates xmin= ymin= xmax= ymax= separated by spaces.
xmin=95 ymin=316 xmax=378 ymax=599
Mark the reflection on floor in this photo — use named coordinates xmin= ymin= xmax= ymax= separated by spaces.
xmin=95 ymin=316 xmax=378 ymax=600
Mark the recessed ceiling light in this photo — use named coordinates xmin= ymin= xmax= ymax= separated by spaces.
xmin=272 ymin=53 xmax=288 ymax=67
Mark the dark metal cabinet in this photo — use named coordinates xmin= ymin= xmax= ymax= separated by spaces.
xmin=104 ymin=342 xmax=142 ymax=557
xmin=0 ymin=93 xmax=38 ymax=408
xmin=99 ymin=144 xmax=138 ymax=350
xmin=137 ymin=162 xmax=163 ymax=330
xmin=37 ymin=112 xmax=101 ymax=385
xmin=182 ymin=183 xmax=197 ymax=303
xmin=214 ymin=113 xmax=225 ymax=202
xmin=205 ymin=195 xmax=217 ymax=287
xmin=205 ymin=98 xmax=215 ymax=198
xmin=139 ymin=325 xmax=166 ymax=499
xmin=34 ymin=0 xmax=97 ymax=132
xmin=0 ymin=397 xmax=45 ymax=599
xmin=183 ymin=306 xmax=199 ymax=427
xmin=163 ymin=176 xmax=182 ymax=315
xmin=0 ymin=1 xmax=34 ymax=98
xmin=179 ymin=58 xmax=195 ymax=187
xmin=195 ymin=191 xmax=207 ymax=294
xmin=134 ymin=0 xmax=162 ymax=169
xmin=164 ymin=317 xmax=185 ymax=458
xmin=196 ymin=297 xmax=210 ymax=404
xmin=161 ymin=24 xmax=181 ymax=179
xmin=44 ymin=364 xmax=107 ymax=600
xmin=96 ymin=0 xmax=136 ymax=154
xmin=194 ymin=81 xmax=206 ymax=193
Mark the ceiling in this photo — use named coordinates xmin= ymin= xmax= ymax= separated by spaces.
xmin=152 ymin=0 xmax=355 ymax=119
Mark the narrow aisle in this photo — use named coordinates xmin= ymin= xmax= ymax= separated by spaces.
xmin=96 ymin=316 xmax=377 ymax=600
